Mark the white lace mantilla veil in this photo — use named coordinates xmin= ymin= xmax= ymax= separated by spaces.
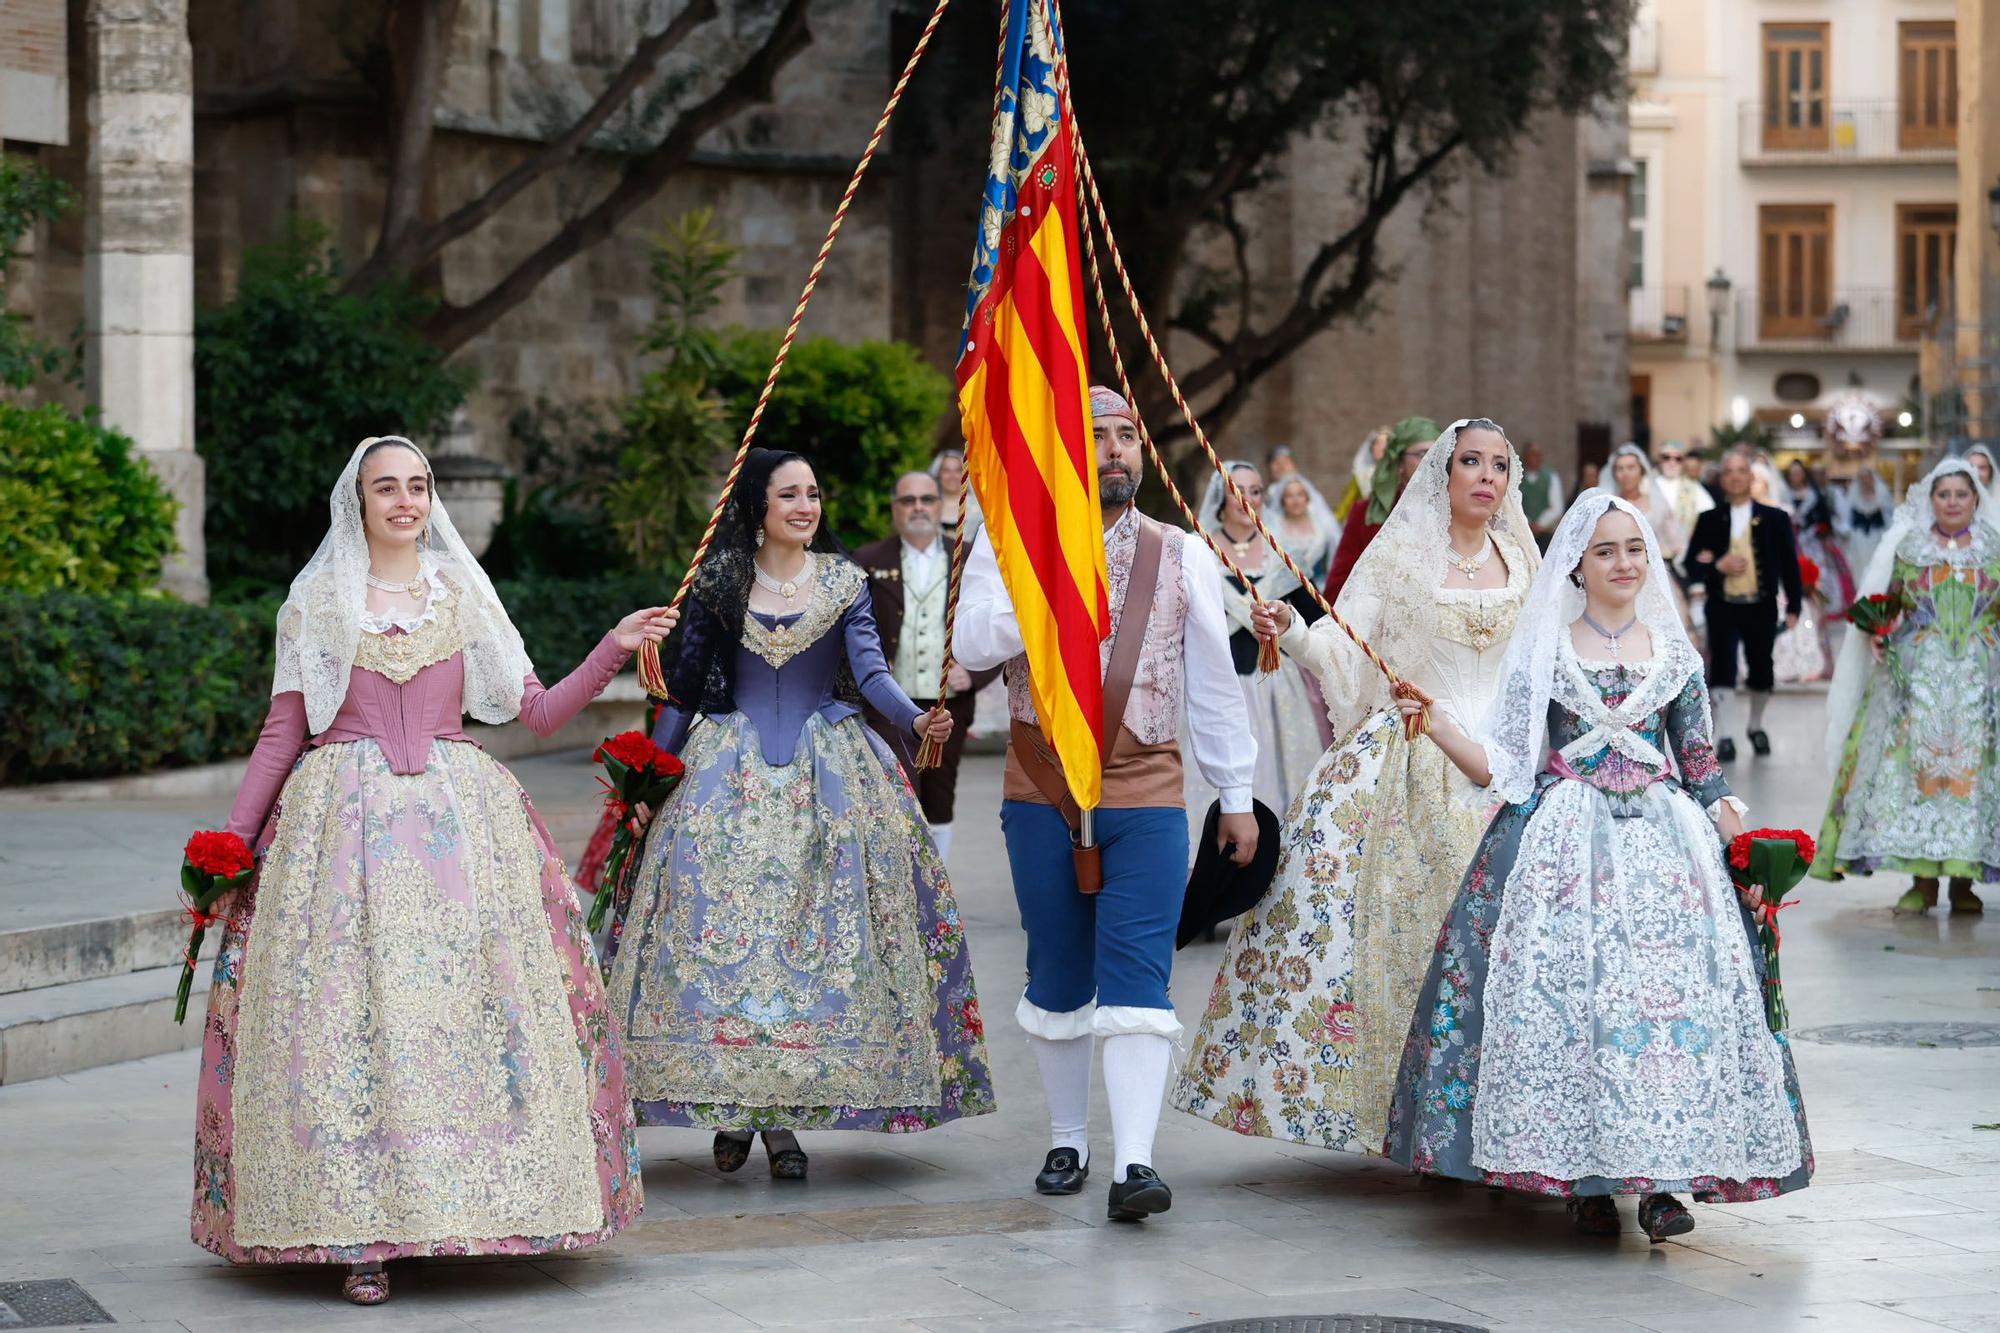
xmin=1329 ymin=418 xmax=1539 ymax=736
xmin=273 ymin=435 xmax=535 ymax=735
xmin=1198 ymin=459 xmax=1304 ymax=601
xmin=1478 ymin=490 xmax=1700 ymax=806
xmin=1822 ymin=455 xmax=1999 ymax=765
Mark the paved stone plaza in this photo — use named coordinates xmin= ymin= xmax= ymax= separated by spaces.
xmin=2 ymin=689 xmax=1997 ymax=1332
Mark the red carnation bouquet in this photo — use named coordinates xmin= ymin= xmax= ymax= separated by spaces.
xmin=174 ymin=830 xmax=256 ymax=1023
xmin=1726 ymin=827 xmax=1815 ymax=1032
xmin=1844 ymin=591 xmax=1900 ymax=641
xmin=587 ymin=730 xmax=685 ymax=932
xmin=1797 ymin=556 xmax=1821 ymax=601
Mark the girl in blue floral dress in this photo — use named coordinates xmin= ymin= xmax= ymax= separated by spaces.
xmin=1382 ymin=492 xmax=1813 ymax=1242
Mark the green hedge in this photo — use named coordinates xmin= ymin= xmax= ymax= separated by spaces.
xmin=0 ymin=592 xmax=277 ymax=785
xmin=0 ymin=402 xmax=179 ymax=593
xmin=0 ymin=573 xmax=674 ymax=785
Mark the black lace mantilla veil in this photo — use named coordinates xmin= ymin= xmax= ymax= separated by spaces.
xmin=661 ymin=449 xmax=865 ymax=717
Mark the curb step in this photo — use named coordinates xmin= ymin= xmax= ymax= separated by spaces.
xmin=0 ymin=964 xmax=204 ymax=1085
xmin=0 ymin=909 xmax=213 ymax=997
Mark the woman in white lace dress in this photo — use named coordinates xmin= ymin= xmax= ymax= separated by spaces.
xmin=1172 ymin=420 xmax=1538 ymax=1154
xmin=1385 ymin=492 xmax=1811 ymax=1242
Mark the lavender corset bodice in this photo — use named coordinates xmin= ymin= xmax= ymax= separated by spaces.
xmin=651 ymin=563 xmax=921 ymax=768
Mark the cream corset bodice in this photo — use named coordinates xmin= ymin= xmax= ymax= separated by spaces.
xmin=1415 ymin=584 xmax=1524 ymax=730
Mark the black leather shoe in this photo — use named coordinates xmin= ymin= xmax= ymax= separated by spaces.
xmin=1716 ymin=737 xmax=1737 ymax=763
xmin=1034 ymin=1148 xmax=1089 ymax=1196
xmin=1106 ymin=1165 xmax=1172 ymax=1221
xmin=1748 ymin=728 xmax=1771 ymax=756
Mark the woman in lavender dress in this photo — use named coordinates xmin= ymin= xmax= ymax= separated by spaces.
xmin=191 ymin=437 xmax=673 ymax=1303
xmin=604 ymin=449 xmax=996 ymax=1179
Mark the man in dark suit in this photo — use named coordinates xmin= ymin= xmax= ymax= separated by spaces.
xmin=853 ymin=469 xmax=998 ymax=862
xmin=1683 ymin=446 xmax=1801 ymax=761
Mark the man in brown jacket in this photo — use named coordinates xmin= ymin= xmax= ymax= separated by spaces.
xmin=853 ymin=469 xmax=996 ymax=862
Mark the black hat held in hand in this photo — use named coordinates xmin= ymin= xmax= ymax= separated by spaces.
xmin=1176 ymin=799 xmax=1282 ymax=949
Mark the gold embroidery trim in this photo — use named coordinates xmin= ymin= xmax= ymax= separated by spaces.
xmin=354 ymin=593 xmax=464 ymax=683
xmin=743 ymin=560 xmax=864 ymax=667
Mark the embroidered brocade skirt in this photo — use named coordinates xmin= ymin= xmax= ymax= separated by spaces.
xmin=1172 ymin=707 xmax=1491 ymax=1153
xmin=1814 ymin=632 xmax=2000 ymax=883
xmin=191 ymin=739 xmax=641 ymax=1264
xmin=604 ymin=711 xmax=995 ymax=1131
xmin=1385 ymin=778 xmax=1812 ymax=1199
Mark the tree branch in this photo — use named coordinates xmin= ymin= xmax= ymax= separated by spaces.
xmin=1150 ymin=128 xmax=1465 ymax=452
xmin=422 ymin=0 xmax=813 ymax=353
xmin=366 ymin=0 xmax=465 ymax=284
xmin=403 ymin=0 xmax=721 ymax=282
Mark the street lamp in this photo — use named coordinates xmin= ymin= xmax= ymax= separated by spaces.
xmin=1705 ymin=268 xmax=1733 ymax=346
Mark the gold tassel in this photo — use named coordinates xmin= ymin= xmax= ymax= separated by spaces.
xmin=1391 ymin=678 xmax=1434 ymax=742
xmin=914 ymin=730 xmax=944 ymax=769
xmin=1256 ymin=605 xmax=1281 ymax=675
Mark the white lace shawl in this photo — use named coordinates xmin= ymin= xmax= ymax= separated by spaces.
xmin=1292 ymin=419 xmax=1539 ymax=740
xmin=1479 ymin=491 xmax=1700 ymax=806
xmin=273 ymin=436 xmax=534 ymax=735
xmin=1822 ymin=456 xmax=1999 ymax=765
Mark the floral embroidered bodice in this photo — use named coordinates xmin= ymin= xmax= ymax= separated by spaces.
xmin=1539 ymin=642 xmax=1728 ymax=819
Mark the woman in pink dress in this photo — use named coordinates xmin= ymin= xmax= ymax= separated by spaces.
xmin=189 ymin=436 xmax=673 ymax=1304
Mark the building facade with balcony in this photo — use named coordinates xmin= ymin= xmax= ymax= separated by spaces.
xmin=1628 ymin=0 xmax=1960 ymax=472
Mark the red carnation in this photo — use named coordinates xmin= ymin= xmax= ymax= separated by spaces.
xmin=595 ymin=730 xmax=679 ymax=776
xmin=173 ymin=828 xmax=258 ymax=1023
xmin=184 ymin=830 xmax=254 ymax=879
xmin=586 ymin=730 xmax=688 ymax=932
xmin=1725 ymin=827 xmax=1815 ymax=1032
xmin=1798 ymin=556 xmax=1821 ymax=597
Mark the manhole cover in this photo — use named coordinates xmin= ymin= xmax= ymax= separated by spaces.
xmin=1791 ymin=1022 xmax=2000 ymax=1048
xmin=0 ymin=1280 xmax=115 ymax=1328
xmin=1168 ymin=1312 xmax=1480 ymax=1320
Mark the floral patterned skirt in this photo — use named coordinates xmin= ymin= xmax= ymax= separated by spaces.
xmin=1385 ymin=777 xmax=1813 ymax=1200
xmin=191 ymin=739 xmax=641 ymax=1264
xmin=1813 ymin=643 xmax=2000 ymax=883
xmin=1172 ymin=708 xmax=1491 ymax=1153
xmin=604 ymin=711 xmax=995 ymax=1132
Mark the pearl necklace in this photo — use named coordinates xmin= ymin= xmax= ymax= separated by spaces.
xmin=1580 ymin=611 xmax=1640 ymax=657
xmin=1441 ymin=536 xmax=1494 ymax=582
xmin=365 ymin=567 xmax=427 ymax=597
xmin=754 ymin=552 xmax=814 ymax=601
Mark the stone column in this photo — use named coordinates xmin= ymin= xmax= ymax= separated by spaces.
xmin=84 ymin=0 xmax=204 ymax=601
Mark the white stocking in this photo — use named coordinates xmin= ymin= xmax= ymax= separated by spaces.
xmin=1711 ymin=686 xmax=1735 ymax=739
xmin=1747 ymin=690 xmax=1769 ymax=731
xmin=1101 ymin=1032 xmax=1171 ymax=1183
xmin=1027 ymin=1034 xmax=1092 ymax=1163
xmin=928 ymin=822 xmax=953 ymax=862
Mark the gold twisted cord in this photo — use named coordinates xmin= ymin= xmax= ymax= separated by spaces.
xmin=1048 ymin=3 xmax=1427 ymax=737
xmin=639 ymin=0 xmax=957 ymax=699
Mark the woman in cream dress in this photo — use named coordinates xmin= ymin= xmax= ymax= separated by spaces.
xmin=1173 ymin=420 xmax=1538 ymax=1153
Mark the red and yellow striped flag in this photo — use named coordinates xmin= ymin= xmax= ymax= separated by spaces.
xmin=955 ymin=0 xmax=1109 ymax=809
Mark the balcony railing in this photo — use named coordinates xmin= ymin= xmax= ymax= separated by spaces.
xmin=1628 ymin=285 xmax=1689 ymax=343
xmin=1738 ymin=99 xmax=1956 ymax=165
xmin=1735 ymin=288 xmax=1921 ymax=353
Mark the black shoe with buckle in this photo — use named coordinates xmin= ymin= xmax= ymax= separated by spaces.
xmin=1748 ymin=728 xmax=1771 ymax=756
xmin=1106 ymin=1165 xmax=1173 ymax=1221
xmin=1034 ymin=1147 xmax=1089 ymax=1196
xmin=1716 ymin=737 xmax=1737 ymax=763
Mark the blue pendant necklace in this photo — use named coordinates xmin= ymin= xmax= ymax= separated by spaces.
xmin=1580 ymin=611 xmax=1639 ymax=658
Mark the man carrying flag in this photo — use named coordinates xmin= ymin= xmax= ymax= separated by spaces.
xmin=956 ymin=386 xmax=1258 ymax=1221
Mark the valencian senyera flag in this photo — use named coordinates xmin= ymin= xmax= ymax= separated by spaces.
xmin=956 ymin=0 xmax=1110 ymax=809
